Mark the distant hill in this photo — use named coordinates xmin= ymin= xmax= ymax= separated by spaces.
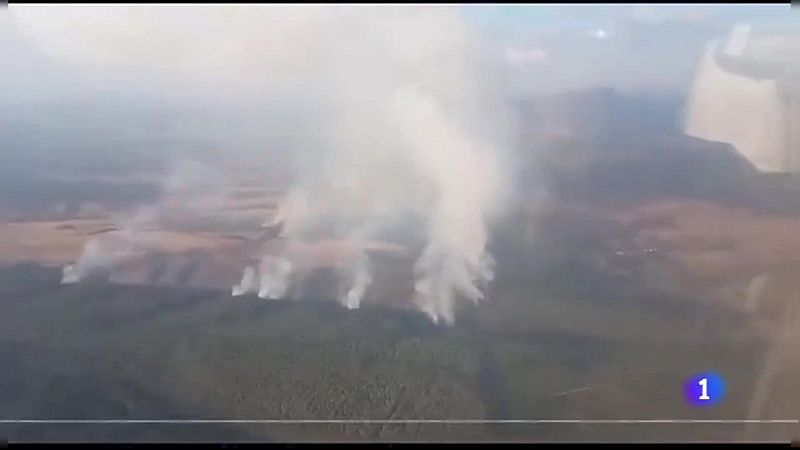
xmin=514 ymin=86 xmax=685 ymax=139
xmin=512 ymin=86 xmax=800 ymax=214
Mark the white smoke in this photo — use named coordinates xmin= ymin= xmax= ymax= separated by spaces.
xmin=61 ymin=229 xmax=139 ymax=284
xmin=340 ymin=253 xmax=372 ymax=310
xmin=257 ymin=256 xmax=293 ymax=300
xmin=231 ymin=266 xmax=257 ymax=297
xmin=264 ymin=9 xmax=510 ymax=324
xmin=60 ymin=160 xmax=230 ymax=284
xmin=15 ymin=5 xmax=512 ymax=324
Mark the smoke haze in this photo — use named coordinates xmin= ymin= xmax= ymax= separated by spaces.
xmin=5 ymin=5 xmax=798 ymax=326
xmin=10 ymin=5 xmax=511 ymax=324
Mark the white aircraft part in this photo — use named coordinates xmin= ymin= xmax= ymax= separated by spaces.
xmin=724 ymin=23 xmax=751 ymax=57
xmin=685 ymin=40 xmax=795 ymax=173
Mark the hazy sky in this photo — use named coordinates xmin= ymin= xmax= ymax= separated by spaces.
xmin=4 ymin=4 xmax=797 ymax=99
xmin=459 ymin=4 xmax=796 ymax=94
xmin=1 ymin=4 xmax=797 ymax=182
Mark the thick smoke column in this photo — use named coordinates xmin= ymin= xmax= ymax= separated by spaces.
xmin=14 ymin=5 xmax=511 ymax=324
xmin=340 ymin=253 xmax=372 ymax=310
xmin=231 ymin=266 xmax=257 ymax=297
xmin=257 ymin=256 xmax=293 ymax=300
xmin=389 ymin=87 xmax=502 ymax=324
xmin=270 ymin=8 xmax=509 ymax=324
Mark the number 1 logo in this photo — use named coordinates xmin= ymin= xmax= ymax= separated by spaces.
xmin=698 ymin=378 xmax=710 ymax=400
xmin=685 ymin=372 xmax=725 ymax=407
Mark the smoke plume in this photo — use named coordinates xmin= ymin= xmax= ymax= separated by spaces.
xmin=60 ymin=161 xmax=230 ymax=284
xmin=15 ymin=5 xmax=511 ymax=324
xmin=61 ymin=229 xmax=138 ymax=284
xmin=257 ymin=256 xmax=294 ymax=301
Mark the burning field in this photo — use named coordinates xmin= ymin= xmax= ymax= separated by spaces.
xmin=4 ymin=4 xmax=800 ymax=444
xmin=4 ymin=95 xmax=800 ymax=441
xmin=0 ymin=183 xmax=419 ymax=312
xmin=5 ymin=171 xmax=800 ymax=442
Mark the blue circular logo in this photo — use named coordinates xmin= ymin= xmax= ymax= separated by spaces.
xmin=684 ymin=372 xmax=725 ymax=407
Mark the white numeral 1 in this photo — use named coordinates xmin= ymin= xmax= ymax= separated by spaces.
xmin=698 ymin=378 xmax=710 ymax=400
